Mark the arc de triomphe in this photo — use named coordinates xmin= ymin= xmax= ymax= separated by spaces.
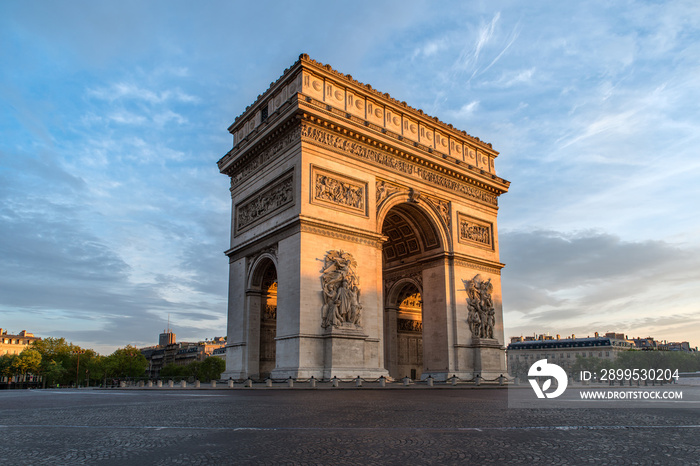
xmin=218 ymin=54 xmax=510 ymax=381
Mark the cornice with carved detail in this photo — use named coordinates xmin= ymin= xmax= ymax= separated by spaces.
xmin=300 ymin=121 xmax=504 ymax=207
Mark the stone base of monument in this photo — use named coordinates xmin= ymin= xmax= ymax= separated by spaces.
xmin=267 ymin=324 xmax=389 ymax=380
xmin=320 ymin=325 xmax=385 ymax=380
xmin=470 ymin=338 xmax=506 ymax=380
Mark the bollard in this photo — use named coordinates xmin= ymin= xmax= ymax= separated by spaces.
xmin=403 ymin=376 xmax=410 ymax=386
xmin=355 ymin=376 xmax=363 ymax=388
xmin=181 ymin=380 xmax=187 ymax=388
xmin=266 ymin=378 xmax=273 ymax=387
xmin=379 ymin=375 xmax=386 ymax=388
xmin=228 ymin=379 xmax=234 ymax=389
xmin=194 ymin=380 xmax=200 ymax=388
xmin=211 ymin=380 xmax=216 ymax=388
xmin=513 ymin=377 xmax=519 ymax=386
xmin=427 ymin=376 xmax=434 ymax=387
xmin=119 ymin=381 xmax=126 ymax=388
xmin=451 ymin=375 xmax=458 ymax=386
xmin=310 ymin=376 xmax=316 ymax=388
xmin=157 ymin=380 xmax=163 ymax=388
xmin=244 ymin=378 xmax=252 ymax=388
xmin=168 ymin=380 xmax=174 ymax=388
xmin=287 ymin=377 xmax=294 ymax=388
xmin=475 ymin=374 xmax=481 ymax=386
xmin=147 ymin=380 xmax=153 ymax=388
xmin=138 ymin=380 xmax=144 ymax=388
xmin=332 ymin=376 xmax=339 ymax=388
xmin=499 ymin=374 xmax=505 ymax=386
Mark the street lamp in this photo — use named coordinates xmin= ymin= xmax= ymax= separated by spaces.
xmin=72 ymin=349 xmax=85 ymax=388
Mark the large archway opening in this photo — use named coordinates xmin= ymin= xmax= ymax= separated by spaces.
xmin=382 ymin=202 xmax=446 ymax=380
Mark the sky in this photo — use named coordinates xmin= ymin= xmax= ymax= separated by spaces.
xmin=1 ymin=1 xmax=699 ymax=355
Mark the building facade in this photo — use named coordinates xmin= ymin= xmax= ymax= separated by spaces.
xmin=0 ymin=329 xmax=41 ymax=356
xmin=507 ymin=333 xmax=636 ymax=375
xmin=140 ymin=335 xmax=226 ymax=378
xmin=218 ymin=55 xmax=510 ymax=381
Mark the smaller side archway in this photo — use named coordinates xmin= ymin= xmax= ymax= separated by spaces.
xmin=384 ymin=278 xmax=423 ymax=380
xmin=246 ymin=254 xmax=278 ymax=380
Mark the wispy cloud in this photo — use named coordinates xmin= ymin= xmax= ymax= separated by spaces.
xmin=2 ymin=0 xmax=700 ymax=353
xmin=88 ymin=82 xmax=199 ymax=104
xmin=481 ymin=67 xmax=535 ymax=88
xmin=501 ymin=229 xmax=700 ymax=343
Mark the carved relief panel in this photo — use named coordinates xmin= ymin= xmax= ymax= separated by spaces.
xmin=320 ymin=250 xmax=362 ymax=329
xmin=235 ymin=171 xmax=294 ymax=234
xmin=463 ymin=274 xmax=496 ymax=340
xmin=457 ymin=213 xmax=493 ymax=249
xmin=311 ymin=166 xmax=368 ymax=217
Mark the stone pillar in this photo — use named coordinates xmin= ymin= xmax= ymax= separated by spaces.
xmin=245 ymin=290 xmax=263 ymax=379
xmin=420 ymin=263 xmax=452 ymax=381
xmin=222 ymin=257 xmax=247 ymax=380
xmin=383 ymin=306 xmax=399 ymax=379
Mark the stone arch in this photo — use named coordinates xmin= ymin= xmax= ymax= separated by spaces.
xmin=385 ymin=276 xmax=422 ymax=308
xmin=377 ymin=192 xmax=452 ymax=255
xmin=247 ymin=252 xmax=278 ymax=290
xmin=381 ymin=201 xmax=450 ymax=380
xmin=245 ymin=253 xmax=278 ymax=380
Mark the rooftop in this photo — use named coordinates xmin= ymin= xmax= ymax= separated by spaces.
xmin=227 ymin=53 xmax=496 ymax=152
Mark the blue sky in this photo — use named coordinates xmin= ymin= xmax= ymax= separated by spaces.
xmin=2 ymin=1 xmax=699 ymax=354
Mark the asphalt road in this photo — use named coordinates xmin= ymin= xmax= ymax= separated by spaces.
xmin=0 ymin=388 xmax=698 ymax=465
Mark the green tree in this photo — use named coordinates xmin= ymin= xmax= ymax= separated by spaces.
xmin=159 ymin=363 xmax=186 ymax=379
xmin=200 ymin=357 xmax=225 ymax=382
xmin=85 ymin=354 xmax=106 ymax=387
xmin=32 ymin=337 xmax=80 ymax=386
xmin=0 ymin=354 xmax=18 ymax=380
xmin=14 ymin=348 xmax=42 ymax=381
xmin=44 ymin=359 xmax=68 ymax=387
xmin=183 ymin=361 xmax=202 ymax=380
xmin=105 ymin=346 xmax=148 ymax=379
xmin=70 ymin=349 xmax=100 ymax=387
